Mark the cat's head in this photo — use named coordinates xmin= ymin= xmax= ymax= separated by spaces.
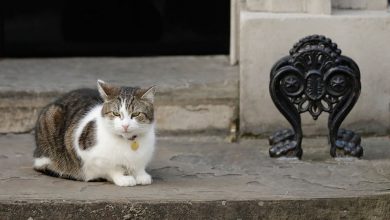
xmin=97 ymin=79 xmax=156 ymax=139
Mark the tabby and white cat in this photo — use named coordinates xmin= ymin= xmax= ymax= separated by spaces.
xmin=33 ymin=80 xmax=156 ymax=186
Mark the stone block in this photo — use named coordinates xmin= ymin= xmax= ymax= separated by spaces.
xmin=239 ymin=9 xmax=390 ymax=136
xmin=332 ymin=0 xmax=388 ymax=10
xmin=247 ymin=0 xmax=305 ymax=12
xmin=307 ymin=0 xmax=332 ymax=14
xmin=156 ymin=104 xmax=236 ymax=134
xmin=246 ymin=0 xmax=332 ymax=14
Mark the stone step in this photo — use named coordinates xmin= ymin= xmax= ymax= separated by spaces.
xmin=0 ymin=56 xmax=238 ymax=135
xmin=1 ymin=134 xmax=390 ymax=219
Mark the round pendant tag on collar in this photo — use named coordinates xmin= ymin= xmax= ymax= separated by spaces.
xmin=131 ymin=141 xmax=139 ymax=151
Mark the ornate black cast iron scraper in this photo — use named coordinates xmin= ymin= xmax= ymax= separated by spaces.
xmin=268 ymin=35 xmax=363 ymax=159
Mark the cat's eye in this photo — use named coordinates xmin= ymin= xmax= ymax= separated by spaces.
xmin=131 ymin=112 xmax=141 ymax=118
xmin=112 ymin=112 xmax=120 ymax=117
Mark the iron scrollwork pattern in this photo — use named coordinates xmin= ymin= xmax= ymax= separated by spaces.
xmin=269 ymin=35 xmax=363 ymax=159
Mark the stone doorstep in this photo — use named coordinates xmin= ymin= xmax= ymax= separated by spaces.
xmin=2 ymin=196 xmax=390 ymax=220
xmin=0 ymin=87 xmax=238 ymax=135
xmin=0 ymin=56 xmax=238 ymax=135
xmin=1 ymin=134 xmax=390 ymax=219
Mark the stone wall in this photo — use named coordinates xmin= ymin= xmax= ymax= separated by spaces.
xmin=234 ymin=0 xmax=390 ymax=136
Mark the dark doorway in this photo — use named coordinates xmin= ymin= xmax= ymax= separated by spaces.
xmin=0 ymin=0 xmax=230 ymax=57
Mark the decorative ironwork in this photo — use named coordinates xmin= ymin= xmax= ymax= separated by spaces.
xmin=269 ymin=35 xmax=363 ymax=159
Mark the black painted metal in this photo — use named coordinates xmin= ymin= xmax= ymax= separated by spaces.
xmin=268 ymin=35 xmax=363 ymax=159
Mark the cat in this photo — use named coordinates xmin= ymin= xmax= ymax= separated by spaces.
xmin=33 ymin=80 xmax=156 ymax=186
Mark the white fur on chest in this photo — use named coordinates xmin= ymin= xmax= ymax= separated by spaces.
xmin=74 ymin=105 xmax=155 ymax=181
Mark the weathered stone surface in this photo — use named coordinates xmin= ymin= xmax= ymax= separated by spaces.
xmin=230 ymin=0 xmax=241 ymax=65
xmin=332 ymin=0 xmax=388 ymax=10
xmin=2 ymin=197 xmax=390 ymax=220
xmin=246 ymin=0 xmax=387 ymax=13
xmin=246 ymin=0 xmax=332 ymax=14
xmin=247 ymin=0 xmax=306 ymax=13
xmin=156 ymin=105 xmax=236 ymax=133
xmin=0 ymin=92 xmax=59 ymax=133
xmin=1 ymin=134 xmax=390 ymax=218
xmin=0 ymin=56 xmax=238 ymax=134
xmin=308 ymin=0 xmax=332 ymax=14
xmin=239 ymin=9 xmax=390 ymax=136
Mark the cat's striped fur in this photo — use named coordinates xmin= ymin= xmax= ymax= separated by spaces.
xmin=33 ymin=80 xmax=156 ymax=186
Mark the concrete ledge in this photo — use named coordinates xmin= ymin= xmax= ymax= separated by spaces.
xmin=0 ymin=56 xmax=238 ymax=134
xmin=2 ymin=196 xmax=390 ymax=219
xmin=1 ymin=134 xmax=390 ymax=218
xmin=239 ymin=9 xmax=390 ymax=136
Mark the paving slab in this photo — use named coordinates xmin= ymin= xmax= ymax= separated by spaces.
xmin=0 ymin=56 xmax=238 ymax=134
xmin=1 ymin=134 xmax=390 ymax=219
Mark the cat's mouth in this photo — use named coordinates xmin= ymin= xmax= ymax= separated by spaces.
xmin=119 ymin=132 xmax=138 ymax=140
xmin=128 ymin=135 xmax=138 ymax=141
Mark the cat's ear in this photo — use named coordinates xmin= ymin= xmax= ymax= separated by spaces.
xmin=97 ymin=79 xmax=119 ymax=101
xmin=140 ymin=86 xmax=156 ymax=103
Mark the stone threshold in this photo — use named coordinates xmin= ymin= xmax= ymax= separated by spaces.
xmin=2 ymin=195 xmax=390 ymax=219
xmin=0 ymin=56 xmax=238 ymax=135
xmin=1 ymin=134 xmax=390 ymax=219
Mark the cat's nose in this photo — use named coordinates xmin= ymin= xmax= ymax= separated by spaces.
xmin=122 ymin=124 xmax=129 ymax=131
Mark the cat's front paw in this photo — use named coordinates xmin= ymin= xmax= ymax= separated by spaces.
xmin=113 ymin=175 xmax=137 ymax=187
xmin=136 ymin=174 xmax=152 ymax=185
